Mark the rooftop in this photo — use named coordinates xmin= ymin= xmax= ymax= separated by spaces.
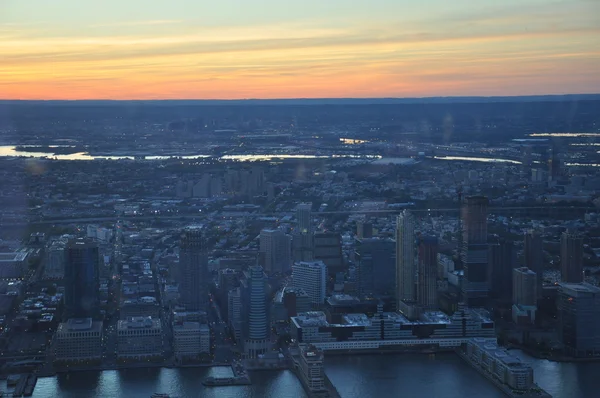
xmin=559 ymin=282 xmax=600 ymax=294
xmin=0 ymin=252 xmax=28 ymax=262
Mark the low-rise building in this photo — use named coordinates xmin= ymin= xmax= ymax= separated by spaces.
xmin=117 ymin=316 xmax=163 ymax=360
xmin=54 ymin=318 xmax=102 ymax=363
xmin=466 ymin=338 xmax=534 ymax=391
xmin=120 ymin=296 xmax=160 ymax=319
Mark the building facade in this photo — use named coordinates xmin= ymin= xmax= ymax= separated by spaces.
xmin=54 ymin=318 xmax=102 ymax=363
xmin=418 ymin=236 xmax=439 ymax=309
xmin=241 ymin=266 xmax=269 ymax=358
xmin=524 ymin=230 xmax=544 ymax=298
xmin=355 ymin=238 xmax=396 ymax=298
xmin=179 ymin=227 xmax=209 ymax=311
xmin=117 ymin=316 xmax=163 ymax=360
xmin=260 ymin=228 xmax=292 ymax=274
xmin=396 ymin=210 xmax=416 ymax=304
xmin=461 ymin=196 xmax=490 ymax=307
xmin=173 ymin=321 xmax=210 ymax=359
xmin=558 ymin=283 xmax=600 ymax=357
xmin=560 ymin=232 xmax=583 ymax=283
xmin=292 ymin=261 xmax=327 ymax=307
xmin=64 ymin=239 xmax=100 ymax=319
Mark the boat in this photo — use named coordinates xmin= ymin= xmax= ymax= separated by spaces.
xmin=150 ymin=393 xmax=171 ymax=398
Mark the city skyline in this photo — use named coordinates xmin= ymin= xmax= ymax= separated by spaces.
xmin=2 ymin=0 xmax=599 ymax=99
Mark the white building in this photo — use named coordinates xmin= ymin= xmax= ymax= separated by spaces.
xmin=173 ymin=322 xmax=210 ymax=359
xmin=117 ymin=317 xmax=163 ymax=360
xmin=292 ymin=261 xmax=327 ymax=307
xmin=54 ymin=318 xmax=102 ymax=362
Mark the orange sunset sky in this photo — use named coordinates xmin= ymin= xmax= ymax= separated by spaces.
xmin=1 ymin=0 xmax=599 ymax=99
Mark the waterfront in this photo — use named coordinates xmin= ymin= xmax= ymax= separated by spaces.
xmin=4 ymin=352 xmax=600 ymax=397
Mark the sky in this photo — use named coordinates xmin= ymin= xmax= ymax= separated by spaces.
xmin=1 ymin=0 xmax=599 ymax=99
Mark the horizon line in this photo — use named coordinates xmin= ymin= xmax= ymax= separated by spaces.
xmin=1 ymin=93 xmax=599 ymax=103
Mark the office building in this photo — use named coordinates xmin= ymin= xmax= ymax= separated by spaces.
xmin=241 ymin=266 xmax=269 ymax=358
xmin=561 ymin=231 xmax=583 ymax=283
xmin=396 ymin=210 xmax=416 ymax=304
xmin=64 ymin=239 xmax=100 ymax=319
xmin=313 ymin=232 xmax=344 ymax=276
xmin=355 ymin=238 xmax=396 ymax=298
xmin=466 ymin=339 xmax=534 ymax=391
xmin=54 ymin=318 xmax=103 ymax=363
xmin=260 ymin=228 xmax=292 ymax=274
xmin=217 ymin=269 xmax=238 ymax=322
xmin=558 ymin=283 xmax=600 ymax=357
xmin=173 ymin=321 xmax=210 ymax=359
xmin=461 ymin=196 xmax=490 ymax=307
xmin=524 ymin=230 xmax=544 ymax=298
xmin=271 ymin=287 xmax=311 ymax=324
xmin=298 ymin=344 xmax=326 ymax=393
xmin=45 ymin=241 xmax=65 ymax=279
xmin=179 ymin=227 xmax=209 ymax=311
xmin=512 ymin=267 xmax=537 ymax=324
xmin=228 ymin=287 xmax=243 ymax=344
xmin=0 ymin=252 xmax=28 ymax=279
xmin=418 ymin=236 xmax=438 ymax=309
xmin=120 ymin=297 xmax=160 ymax=319
xmin=488 ymin=239 xmax=517 ymax=302
xmin=290 ymin=304 xmax=495 ymax=351
xmin=117 ymin=316 xmax=163 ymax=360
xmin=356 ymin=221 xmax=373 ymax=239
xmin=292 ymin=261 xmax=327 ymax=307
xmin=293 ymin=203 xmax=314 ymax=262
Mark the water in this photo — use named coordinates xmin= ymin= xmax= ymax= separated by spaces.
xmin=0 ymin=146 xmax=376 ymax=162
xmin=433 ymin=155 xmax=522 ymax=164
xmin=7 ymin=352 xmax=599 ymax=398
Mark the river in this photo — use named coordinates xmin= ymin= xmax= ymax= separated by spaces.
xmin=3 ymin=352 xmax=598 ymax=398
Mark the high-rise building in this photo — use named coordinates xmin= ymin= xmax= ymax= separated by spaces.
xmin=54 ymin=318 xmax=103 ymax=363
xmin=293 ymin=203 xmax=314 ymax=262
xmin=513 ymin=267 xmax=537 ymax=306
xmin=356 ymin=221 xmax=373 ymax=239
xmin=524 ymin=230 xmax=544 ymax=298
xmin=488 ymin=239 xmax=517 ymax=302
xmin=313 ymin=232 xmax=344 ymax=276
xmin=558 ymin=283 xmax=600 ymax=357
xmin=355 ymin=238 xmax=396 ymax=298
xmin=548 ymin=143 xmax=561 ymax=181
xmin=418 ymin=236 xmax=439 ymax=309
xmin=396 ymin=210 xmax=416 ymax=304
xmin=461 ymin=196 xmax=490 ymax=307
xmin=45 ymin=241 xmax=66 ymax=279
xmin=241 ymin=266 xmax=269 ymax=358
xmin=292 ymin=261 xmax=327 ymax=307
xmin=260 ymin=228 xmax=291 ymax=274
xmin=561 ymin=231 xmax=583 ymax=283
xmin=64 ymin=238 xmax=100 ymax=319
xmin=228 ymin=287 xmax=243 ymax=344
xmin=178 ymin=227 xmax=209 ymax=312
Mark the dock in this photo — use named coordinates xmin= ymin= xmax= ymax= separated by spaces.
xmin=11 ymin=373 xmax=37 ymax=397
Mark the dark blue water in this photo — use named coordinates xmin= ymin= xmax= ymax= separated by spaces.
xmin=3 ymin=352 xmax=599 ymax=398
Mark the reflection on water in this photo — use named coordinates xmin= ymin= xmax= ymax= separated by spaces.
xmin=24 ymin=368 xmax=307 ymax=398
xmin=530 ymin=133 xmax=600 ymax=137
xmin=0 ymin=146 xmax=378 ymax=162
xmin=434 ymin=155 xmax=522 ymax=164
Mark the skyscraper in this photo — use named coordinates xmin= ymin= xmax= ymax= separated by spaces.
xmin=293 ymin=203 xmax=314 ymax=262
xmin=488 ymin=239 xmax=517 ymax=302
xmin=313 ymin=232 xmax=344 ymax=276
xmin=64 ymin=238 xmax=100 ymax=319
xmin=356 ymin=221 xmax=373 ymax=239
xmin=396 ymin=210 xmax=416 ymax=304
xmin=260 ymin=228 xmax=291 ymax=274
xmin=418 ymin=236 xmax=439 ymax=309
xmin=292 ymin=261 xmax=327 ymax=307
xmin=179 ymin=227 xmax=209 ymax=312
xmin=524 ymin=230 xmax=544 ymax=298
xmin=513 ymin=267 xmax=537 ymax=307
xmin=241 ymin=266 xmax=269 ymax=358
xmin=558 ymin=282 xmax=600 ymax=357
xmin=355 ymin=238 xmax=396 ymax=298
xmin=561 ymin=231 xmax=584 ymax=283
xmin=461 ymin=196 xmax=490 ymax=307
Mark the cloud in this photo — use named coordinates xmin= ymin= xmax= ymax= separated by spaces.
xmin=88 ymin=20 xmax=182 ymax=28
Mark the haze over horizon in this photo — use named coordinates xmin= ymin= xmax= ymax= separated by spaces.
xmin=2 ymin=0 xmax=599 ymax=100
